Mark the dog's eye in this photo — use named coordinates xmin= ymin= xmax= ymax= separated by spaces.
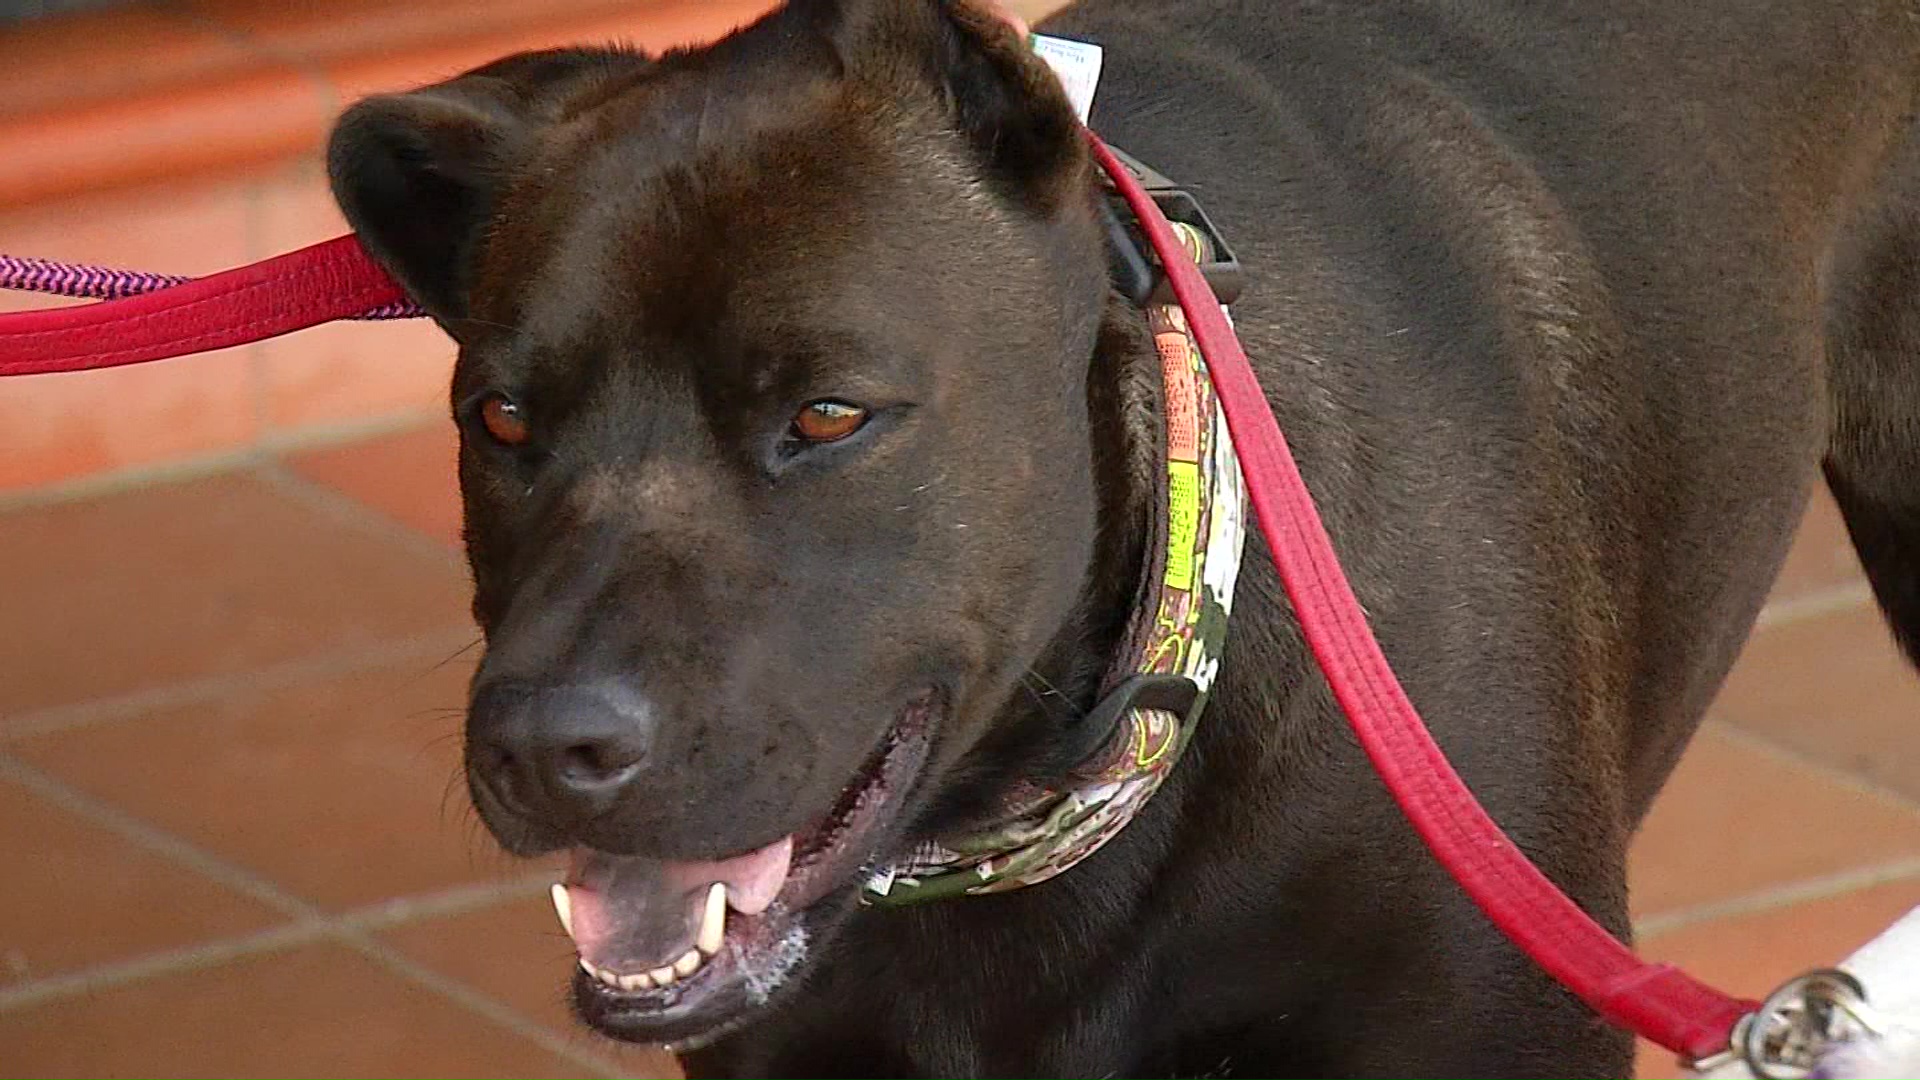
xmin=791 ymin=400 xmax=869 ymax=443
xmin=479 ymin=394 xmax=531 ymax=447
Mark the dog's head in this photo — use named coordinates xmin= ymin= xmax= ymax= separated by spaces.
xmin=330 ymin=0 xmax=1124 ymax=1048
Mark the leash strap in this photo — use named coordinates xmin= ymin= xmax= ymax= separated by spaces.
xmin=0 ymin=236 xmax=420 ymax=377
xmin=1085 ymin=131 xmax=1754 ymax=1061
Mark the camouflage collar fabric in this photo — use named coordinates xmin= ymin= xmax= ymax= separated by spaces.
xmin=864 ymin=221 xmax=1248 ymax=906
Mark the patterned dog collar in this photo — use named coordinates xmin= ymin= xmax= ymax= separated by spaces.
xmin=865 ymin=216 xmax=1249 ymax=905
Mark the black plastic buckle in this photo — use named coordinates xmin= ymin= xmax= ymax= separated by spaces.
xmin=1058 ymin=672 xmax=1203 ymax=770
xmin=1100 ymin=146 xmax=1244 ymax=308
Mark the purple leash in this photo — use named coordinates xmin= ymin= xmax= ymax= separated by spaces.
xmin=0 ymin=253 xmax=424 ymax=319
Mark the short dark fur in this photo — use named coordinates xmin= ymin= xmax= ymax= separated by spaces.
xmin=328 ymin=0 xmax=1920 ymax=1074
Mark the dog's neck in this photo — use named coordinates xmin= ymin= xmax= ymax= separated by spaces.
xmin=909 ymin=290 xmax=1164 ymax=837
xmin=864 ymin=253 xmax=1258 ymax=904
xmin=1040 ymin=293 xmax=1167 ymax=760
xmin=856 ymin=143 xmax=1256 ymax=905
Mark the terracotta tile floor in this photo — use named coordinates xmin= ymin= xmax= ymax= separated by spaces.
xmin=0 ymin=446 xmax=675 ymax=1079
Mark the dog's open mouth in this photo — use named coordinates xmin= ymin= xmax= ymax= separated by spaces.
xmin=553 ymin=696 xmax=936 ymax=1047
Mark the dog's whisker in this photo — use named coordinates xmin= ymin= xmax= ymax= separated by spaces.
xmin=400 ymin=708 xmax=468 ymax=737
xmin=1020 ymin=668 xmax=1086 ymax=722
xmin=447 ymin=315 xmax=517 ymax=334
xmin=1021 ymin=666 xmax=1073 ymax=701
xmin=419 ymin=729 xmax=464 ymax=756
xmin=438 ymin=768 xmax=470 ymax=827
xmin=426 ymin=636 xmax=485 ymax=674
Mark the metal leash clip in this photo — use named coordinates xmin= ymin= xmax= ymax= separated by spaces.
xmin=1692 ymin=970 xmax=1886 ymax=1079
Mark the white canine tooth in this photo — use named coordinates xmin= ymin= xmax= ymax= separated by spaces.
xmin=650 ymin=964 xmax=677 ymax=985
xmin=673 ymin=949 xmax=702 ymax=978
xmin=618 ymin=972 xmax=651 ymax=992
xmin=698 ymin=882 xmax=727 ymax=956
xmin=597 ymin=965 xmax=622 ymax=990
xmin=550 ymin=883 xmax=575 ymax=940
xmin=698 ymin=883 xmax=725 ymax=949
xmin=579 ymin=958 xmax=594 ymax=978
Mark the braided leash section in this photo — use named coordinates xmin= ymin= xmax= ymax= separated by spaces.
xmin=0 ymin=254 xmax=190 ymax=300
xmin=0 ymin=235 xmax=424 ymax=376
xmin=0 ymin=253 xmax=424 ymax=320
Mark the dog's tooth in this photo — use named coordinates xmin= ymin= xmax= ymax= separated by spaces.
xmin=698 ymin=882 xmax=727 ymax=956
xmin=650 ymin=963 xmax=677 ymax=986
xmin=673 ymin=949 xmax=702 ymax=978
xmin=596 ymin=965 xmax=623 ymax=990
xmin=618 ymin=972 xmax=652 ymax=992
xmin=579 ymin=958 xmax=594 ymax=978
xmin=550 ymin=883 xmax=575 ymax=940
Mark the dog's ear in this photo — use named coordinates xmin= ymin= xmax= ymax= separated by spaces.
xmin=811 ymin=0 xmax=1088 ymax=212
xmin=327 ymin=48 xmax=643 ymax=329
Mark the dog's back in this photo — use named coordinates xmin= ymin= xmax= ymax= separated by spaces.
xmin=1050 ymin=0 xmax=1920 ymax=798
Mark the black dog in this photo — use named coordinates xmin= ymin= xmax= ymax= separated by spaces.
xmin=326 ymin=0 xmax=1920 ymax=1074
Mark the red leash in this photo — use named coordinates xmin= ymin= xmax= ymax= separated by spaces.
xmin=0 ymin=236 xmax=412 ymax=377
xmin=1086 ymin=132 xmax=1754 ymax=1060
xmin=0 ymin=132 xmax=1753 ymax=1064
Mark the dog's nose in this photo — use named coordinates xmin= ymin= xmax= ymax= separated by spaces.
xmin=468 ymin=679 xmax=656 ymax=827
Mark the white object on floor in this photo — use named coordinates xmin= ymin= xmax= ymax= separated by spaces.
xmin=1696 ymin=905 xmax=1920 ymax=1079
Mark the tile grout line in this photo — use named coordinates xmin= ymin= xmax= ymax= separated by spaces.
xmin=0 ymin=447 xmax=269 ymax=514
xmin=0 ymin=625 xmax=481 ymax=742
xmin=0 ymin=411 xmax=443 ymax=515
xmin=1753 ymin=580 xmax=1877 ymax=630
xmin=1703 ymin=718 xmax=1920 ymax=815
xmin=254 ymin=456 xmax=468 ymax=572
xmin=0 ymin=923 xmax=330 ymax=1013
xmin=255 ymin=411 xmax=449 ymax=456
xmin=0 ymin=859 xmax=555 ymax=1013
xmin=0 ymin=754 xmax=327 ymax=923
xmin=338 ymin=873 xmax=558 ymax=933
xmin=342 ymin=941 xmax=630 ymax=1078
xmin=1635 ymin=854 xmax=1920 ymax=939
xmin=0 ymin=754 xmax=627 ymax=1078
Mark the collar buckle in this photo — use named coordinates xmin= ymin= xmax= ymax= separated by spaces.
xmin=1099 ymin=146 xmax=1244 ymax=308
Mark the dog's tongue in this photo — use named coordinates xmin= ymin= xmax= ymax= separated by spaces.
xmin=561 ymin=836 xmax=793 ymax=967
